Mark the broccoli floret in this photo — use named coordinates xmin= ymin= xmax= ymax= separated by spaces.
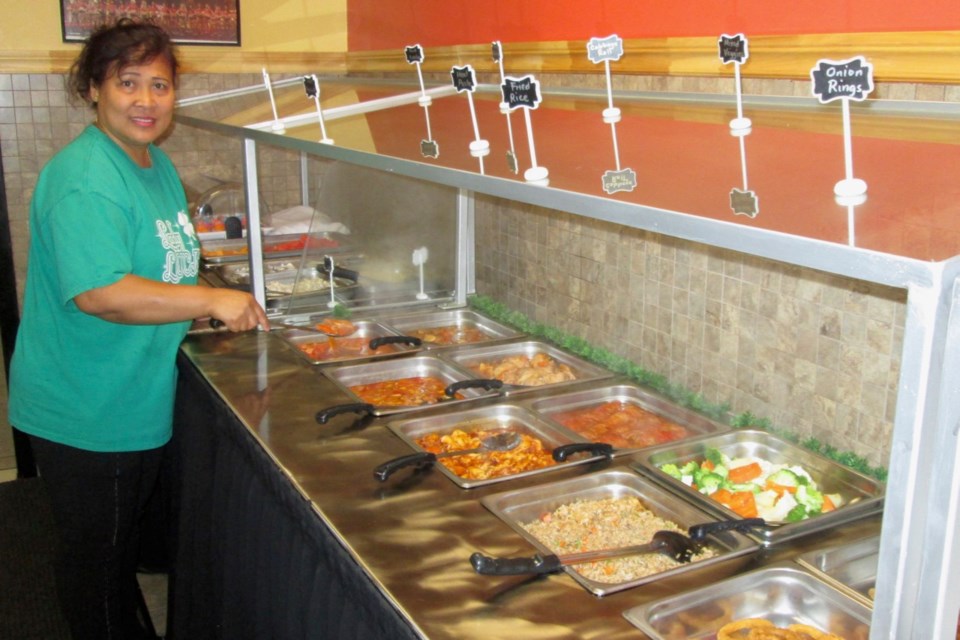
xmin=697 ymin=472 xmax=725 ymax=494
xmin=786 ymin=504 xmax=809 ymax=522
xmin=795 ymin=484 xmax=824 ymax=512
xmin=704 ymin=447 xmax=728 ymax=467
xmin=767 ymin=468 xmax=801 ymax=488
xmin=712 ymin=464 xmax=729 ymax=479
xmin=660 ymin=463 xmax=682 ymax=480
xmin=680 ymin=461 xmax=699 ymax=476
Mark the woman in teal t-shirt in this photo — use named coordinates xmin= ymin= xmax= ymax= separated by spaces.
xmin=8 ymin=19 xmax=270 ymax=639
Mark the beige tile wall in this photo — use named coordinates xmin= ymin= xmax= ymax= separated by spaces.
xmin=473 ymin=196 xmax=905 ymax=467
xmin=0 ymin=71 xmax=927 ymax=470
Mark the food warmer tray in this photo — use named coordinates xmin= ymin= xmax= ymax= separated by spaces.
xmin=796 ymin=534 xmax=879 ymax=607
xmin=378 ymin=309 xmax=523 ymax=349
xmin=318 ymin=355 xmax=494 ymax=418
xmin=479 ymin=468 xmax=757 ymax=596
xmin=528 ymin=383 xmax=730 ymax=457
xmin=214 ymin=260 xmax=357 ymax=307
xmin=199 ymin=232 xmax=346 ymax=265
xmin=439 ymin=340 xmax=614 ymax=396
xmin=630 ymin=429 xmax=885 ymax=546
xmin=623 ymin=562 xmax=872 ymax=639
xmin=281 ymin=319 xmax=421 ymax=365
xmin=383 ymin=404 xmax=604 ymax=489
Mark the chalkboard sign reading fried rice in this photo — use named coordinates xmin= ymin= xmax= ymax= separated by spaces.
xmin=501 ymin=76 xmax=542 ymax=110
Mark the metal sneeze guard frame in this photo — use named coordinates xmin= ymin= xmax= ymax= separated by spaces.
xmin=175 ymin=78 xmax=960 ymax=639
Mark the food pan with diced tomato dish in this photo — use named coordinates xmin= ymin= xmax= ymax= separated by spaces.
xmin=378 ymin=309 xmax=522 ymax=349
xmin=530 ymin=383 xmax=729 ymax=455
xmin=630 ymin=430 xmax=884 ymax=546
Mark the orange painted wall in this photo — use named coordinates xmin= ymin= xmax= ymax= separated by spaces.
xmin=348 ymin=0 xmax=960 ymax=51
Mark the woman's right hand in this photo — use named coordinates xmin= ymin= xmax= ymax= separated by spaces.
xmin=207 ymin=288 xmax=271 ymax=332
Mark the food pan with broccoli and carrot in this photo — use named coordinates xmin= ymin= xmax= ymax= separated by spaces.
xmin=631 ymin=430 xmax=885 ymax=546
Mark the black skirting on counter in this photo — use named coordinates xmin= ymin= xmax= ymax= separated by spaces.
xmin=169 ymin=353 xmax=420 ymax=640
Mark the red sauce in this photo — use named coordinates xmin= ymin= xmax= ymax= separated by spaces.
xmin=549 ymin=401 xmax=692 ymax=449
xmin=349 ymin=376 xmax=460 ymax=407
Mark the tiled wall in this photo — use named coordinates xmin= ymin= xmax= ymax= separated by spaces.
xmin=473 ymin=196 xmax=904 ymax=467
xmin=1 ymin=71 xmax=927 ymax=469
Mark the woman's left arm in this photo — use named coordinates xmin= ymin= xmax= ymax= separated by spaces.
xmin=73 ymin=273 xmax=270 ymax=331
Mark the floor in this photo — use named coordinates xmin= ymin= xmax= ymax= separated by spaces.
xmin=0 ymin=475 xmax=169 ymax=636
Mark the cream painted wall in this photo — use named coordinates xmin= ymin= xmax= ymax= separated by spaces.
xmin=0 ymin=0 xmax=346 ymax=54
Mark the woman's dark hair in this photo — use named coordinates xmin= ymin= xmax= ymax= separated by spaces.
xmin=68 ymin=18 xmax=179 ymax=107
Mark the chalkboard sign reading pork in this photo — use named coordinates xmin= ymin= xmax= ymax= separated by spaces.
xmin=451 ymin=64 xmax=490 ymax=171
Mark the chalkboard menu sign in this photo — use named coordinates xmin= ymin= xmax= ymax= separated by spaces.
xmin=491 ymin=41 xmax=502 ymax=63
xmin=730 ymin=188 xmax=759 ymax=218
xmin=501 ymin=75 xmax=542 ymax=110
xmin=404 ymin=44 xmax=424 ymax=64
xmin=602 ymin=169 xmax=637 ymax=194
xmin=811 ymin=56 xmax=874 ymax=103
xmin=451 ymin=65 xmax=477 ymax=93
xmin=303 ymin=76 xmax=317 ymax=98
xmin=586 ymin=34 xmax=624 ymax=64
xmin=718 ymin=34 xmax=748 ymax=64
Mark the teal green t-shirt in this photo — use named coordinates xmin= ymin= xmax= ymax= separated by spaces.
xmin=9 ymin=125 xmax=200 ymax=452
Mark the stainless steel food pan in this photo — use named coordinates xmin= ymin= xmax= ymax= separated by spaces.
xmin=479 ymin=468 xmax=757 ymax=596
xmin=530 ymin=383 xmax=730 ymax=456
xmin=439 ymin=340 xmax=613 ymax=396
xmin=281 ymin=319 xmax=420 ymax=365
xmin=379 ymin=309 xmax=522 ymax=349
xmin=630 ymin=429 xmax=885 ymax=546
xmin=796 ymin=534 xmax=879 ymax=607
xmin=623 ymin=563 xmax=872 ymax=639
xmin=384 ymin=404 xmax=600 ymax=489
xmin=318 ymin=355 xmax=489 ymax=418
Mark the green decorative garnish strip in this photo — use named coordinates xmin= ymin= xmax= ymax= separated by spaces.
xmin=469 ymin=295 xmax=887 ymax=482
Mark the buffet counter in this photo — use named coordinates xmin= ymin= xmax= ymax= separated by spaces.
xmin=169 ymin=326 xmax=880 ymax=640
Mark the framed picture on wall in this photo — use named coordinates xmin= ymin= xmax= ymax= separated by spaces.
xmin=60 ymin=0 xmax=241 ymax=46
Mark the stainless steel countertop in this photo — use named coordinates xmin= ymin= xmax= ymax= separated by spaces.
xmin=180 ymin=328 xmax=881 ymax=640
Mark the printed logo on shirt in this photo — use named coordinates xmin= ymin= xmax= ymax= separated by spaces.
xmin=156 ymin=213 xmax=200 ymax=283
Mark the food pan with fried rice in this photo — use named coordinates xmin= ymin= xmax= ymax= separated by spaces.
xmin=479 ymin=469 xmax=756 ymax=596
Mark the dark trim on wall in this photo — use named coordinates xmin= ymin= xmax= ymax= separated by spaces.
xmin=0 ymin=143 xmax=35 ymax=478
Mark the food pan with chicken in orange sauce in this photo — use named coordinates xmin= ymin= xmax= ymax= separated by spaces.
xmin=386 ymin=404 xmax=603 ymax=488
